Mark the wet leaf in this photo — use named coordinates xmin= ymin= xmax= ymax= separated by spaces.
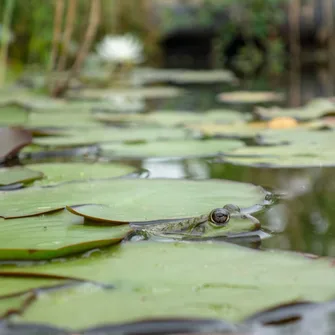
xmin=0 ymin=128 xmax=32 ymax=162
xmin=218 ymin=91 xmax=284 ymax=104
xmin=188 ymin=122 xmax=264 ymax=139
xmin=254 ymin=98 xmax=335 ymax=121
xmin=27 ymin=162 xmax=138 ymax=186
xmin=67 ymin=87 xmax=184 ymax=100
xmin=0 ymin=104 xmax=29 ymax=126
xmin=100 ymin=139 xmax=244 ymax=159
xmin=95 ymin=110 xmax=248 ymax=127
xmin=133 ymin=68 xmax=237 ymax=84
xmin=0 ymin=167 xmax=43 ymax=186
xmin=33 ymin=127 xmax=188 ymax=148
xmin=223 ymin=131 xmax=335 ymax=168
xmin=0 ymin=179 xmax=267 ymax=219
xmin=256 ymin=129 xmax=335 ymax=146
xmin=223 ymin=154 xmax=335 ymax=169
xmin=3 ymin=242 xmax=335 ymax=328
xmin=0 ymin=210 xmax=131 ymax=260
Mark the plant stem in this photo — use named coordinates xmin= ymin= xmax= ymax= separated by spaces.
xmin=57 ymin=0 xmax=77 ymax=72
xmin=0 ymin=0 xmax=15 ymax=87
xmin=51 ymin=0 xmax=101 ymax=97
xmin=48 ymin=0 xmax=65 ymax=73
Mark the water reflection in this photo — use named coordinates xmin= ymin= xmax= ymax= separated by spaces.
xmin=210 ymin=161 xmax=335 ymax=256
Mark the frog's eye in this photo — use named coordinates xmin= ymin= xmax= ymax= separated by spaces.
xmin=209 ymin=208 xmax=230 ymax=226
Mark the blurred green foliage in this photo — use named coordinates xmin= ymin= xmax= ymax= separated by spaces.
xmin=161 ymin=0 xmax=287 ymax=75
xmin=0 ymin=0 xmax=287 ymax=76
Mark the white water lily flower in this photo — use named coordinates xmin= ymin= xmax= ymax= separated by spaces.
xmin=96 ymin=34 xmax=144 ymax=64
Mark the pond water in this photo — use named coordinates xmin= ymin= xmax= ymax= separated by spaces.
xmin=134 ymin=76 xmax=335 ymax=257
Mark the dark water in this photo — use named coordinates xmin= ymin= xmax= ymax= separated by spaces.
xmin=141 ymin=75 xmax=335 ymax=257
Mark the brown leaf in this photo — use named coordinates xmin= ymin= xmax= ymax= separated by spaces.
xmin=0 ymin=127 xmax=32 ymax=162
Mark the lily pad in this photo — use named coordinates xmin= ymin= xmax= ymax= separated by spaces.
xmin=254 ymin=98 xmax=335 ymax=121
xmin=95 ymin=110 xmax=249 ymax=127
xmin=188 ymin=122 xmax=265 ymax=139
xmin=100 ymin=139 xmax=244 ymax=159
xmin=223 ymin=155 xmax=335 ymax=169
xmin=0 ymin=104 xmax=29 ymax=126
xmin=33 ymin=127 xmax=188 ymax=148
xmin=256 ymin=129 xmax=335 ymax=146
xmin=27 ymin=111 xmax=100 ymax=128
xmin=0 ymin=128 xmax=32 ymax=162
xmin=223 ymin=132 xmax=335 ymax=168
xmin=67 ymin=86 xmax=184 ymax=100
xmin=0 ymin=166 xmax=44 ymax=186
xmin=133 ymin=68 xmax=237 ymax=84
xmin=0 ymin=179 xmax=267 ymax=219
xmin=27 ymin=162 xmax=138 ymax=186
xmin=2 ymin=242 xmax=335 ymax=328
xmin=218 ymin=91 xmax=284 ymax=104
xmin=0 ymin=210 xmax=131 ymax=260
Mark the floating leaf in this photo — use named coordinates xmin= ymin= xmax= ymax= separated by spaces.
xmin=0 ymin=210 xmax=131 ymax=260
xmin=0 ymin=166 xmax=43 ymax=186
xmin=223 ymin=155 xmax=335 ymax=169
xmin=188 ymin=122 xmax=265 ymax=139
xmin=0 ymin=104 xmax=29 ymax=126
xmin=0 ymin=179 xmax=267 ymax=219
xmin=0 ymin=128 xmax=32 ymax=162
xmin=101 ymin=139 xmax=244 ymax=159
xmin=67 ymin=86 xmax=184 ymax=100
xmin=133 ymin=68 xmax=237 ymax=84
xmin=95 ymin=110 xmax=249 ymax=127
xmin=33 ymin=127 xmax=188 ymax=148
xmin=2 ymin=242 xmax=335 ymax=328
xmin=27 ymin=162 xmax=138 ymax=186
xmin=254 ymin=98 xmax=335 ymax=121
xmin=27 ymin=111 xmax=100 ymax=128
xmin=218 ymin=91 xmax=284 ymax=104
xmin=256 ymin=129 xmax=335 ymax=146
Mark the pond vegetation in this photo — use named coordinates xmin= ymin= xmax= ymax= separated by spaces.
xmin=0 ymin=1 xmax=335 ymax=334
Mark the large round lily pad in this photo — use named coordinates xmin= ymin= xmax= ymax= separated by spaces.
xmin=0 ymin=210 xmax=131 ymax=260
xmin=95 ymin=110 xmax=249 ymax=127
xmin=67 ymin=87 xmax=184 ymax=100
xmin=0 ymin=105 xmax=29 ymax=126
xmin=27 ymin=162 xmax=138 ymax=186
xmin=256 ymin=129 xmax=335 ymax=146
xmin=0 ymin=179 xmax=267 ymax=219
xmin=254 ymin=98 xmax=335 ymax=121
xmin=223 ymin=155 xmax=335 ymax=169
xmin=218 ymin=91 xmax=284 ymax=104
xmin=0 ymin=166 xmax=44 ymax=186
xmin=33 ymin=127 xmax=188 ymax=148
xmin=101 ymin=139 xmax=244 ymax=159
xmin=2 ymin=242 xmax=335 ymax=328
xmin=133 ymin=68 xmax=236 ymax=84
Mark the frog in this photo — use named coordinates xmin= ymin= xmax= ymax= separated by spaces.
xmin=130 ymin=204 xmax=261 ymax=240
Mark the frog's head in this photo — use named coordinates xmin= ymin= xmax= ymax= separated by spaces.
xmin=189 ymin=204 xmax=261 ymax=238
